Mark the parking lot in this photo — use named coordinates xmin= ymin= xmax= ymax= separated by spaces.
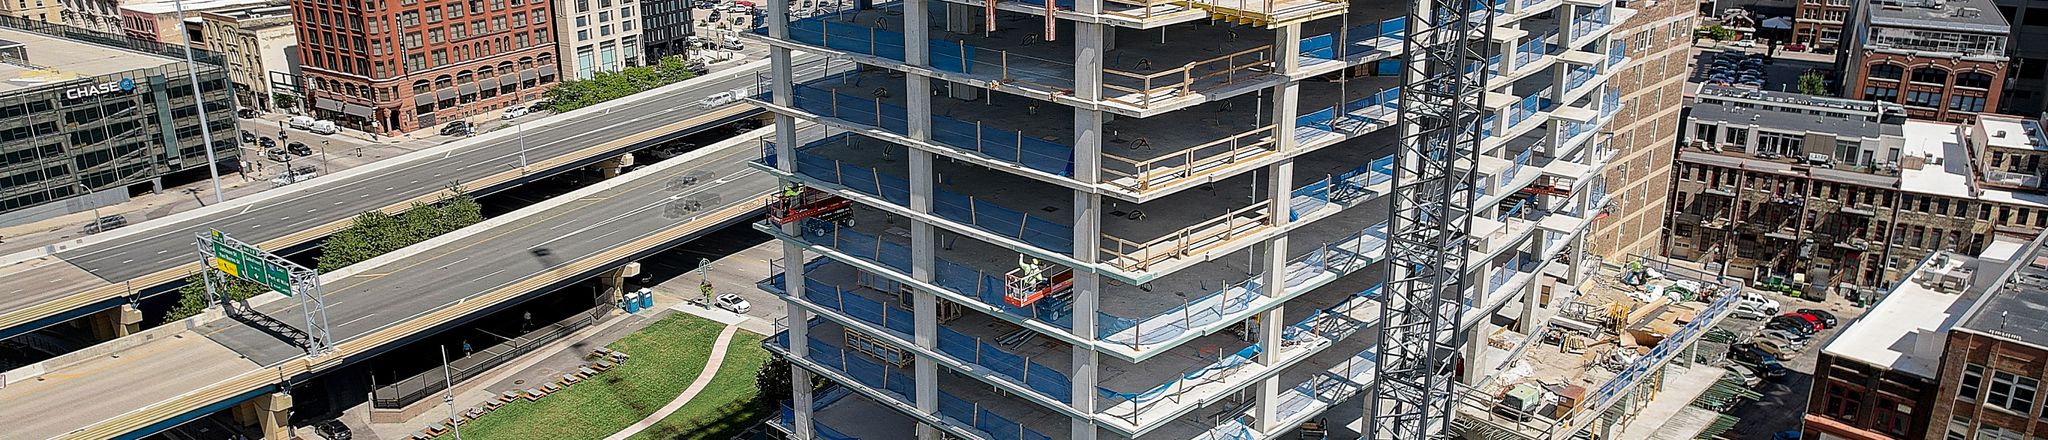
xmin=1712 ymin=288 xmax=1867 ymax=439
xmin=1690 ymin=47 xmax=1836 ymax=94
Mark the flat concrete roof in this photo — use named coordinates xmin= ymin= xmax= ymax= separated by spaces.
xmin=121 ymin=0 xmax=277 ymax=15
xmin=1867 ymin=0 xmax=2009 ymax=34
xmin=0 ymin=27 xmax=181 ymax=94
xmin=1959 ymin=235 xmax=2048 ymax=346
xmin=1822 ymin=252 xmax=1981 ymax=379
xmin=1898 ymin=120 xmax=1973 ymax=198
xmin=1977 ymin=115 xmax=2047 ymax=152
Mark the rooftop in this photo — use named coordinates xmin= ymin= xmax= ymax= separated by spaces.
xmin=0 ymin=27 xmax=181 ymax=94
xmin=1866 ymin=0 xmax=2009 ymax=34
xmin=1689 ymin=86 xmax=1901 ymax=141
xmin=1898 ymin=120 xmax=1973 ymax=197
xmin=1821 ymin=246 xmax=1996 ymax=378
xmin=1975 ymin=115 xmax=2048 ymax=152
xmin=1959 ymin=232 xmax=2048 ymax=346
xmin=121 ymin=0 xmax=278 ymax=16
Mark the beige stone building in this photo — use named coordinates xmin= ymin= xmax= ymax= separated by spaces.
xmin=1588 ymin=0 xmax=1697 ymax=260
xmin=195 ymin=5 xmax=294 ymax=111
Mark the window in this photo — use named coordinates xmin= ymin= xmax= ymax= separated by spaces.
xmin=1870 ymin=63 xmax=1904 ymax=80
xmin=1963 ymin=364 xmax=1986 ymax=401
xmin=1821 ymin=382 xmax=1863 ymax=421
xmin=1907 ymin=90 xmax=1942 ymax=108
xmin=1958 ymin=71 xmax=1994 ymax=89
xmin=1952 ymin=95 xmax=1988 ymax=113
xmin=1913 ymin=67 xmax=1950 ymax=84
xmin=1864 ymin=86 xmax=1901 ymax=102
xmin=1979 ymin=425 xmax=2027 ymax=440
xmin=1872 ymin=396 xmax=1912 ymax=437
xmin=1987 ymin=369 xmax=2038 ymax=414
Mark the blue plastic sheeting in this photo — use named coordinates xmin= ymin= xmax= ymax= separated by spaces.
xmin=1343 ymin=17 xmax=1407 ymax=50
xmin=1287 ymin=155 xmax=1393 ymax=221
xmin=786 ymin=17 xmax=974 ymax=73
xmin=805 ymin=336 xmax=919 ymax=400
xmin=1097 ymin=277 xmax=1261 ymax=347
xmin=931 ymin=189 xmax=1076 ymax=255
xmin=935 ymin=326 xmax=1075 ymax=403
xmin=1301 ymin=32 xmax=1336 ymax=60
xmin=791 ymin=86 xmax=913 ymax=135
xmin=1375 ymin=59 xmax=1401 ymax=76
xmin=936 ymin=392 xmax=1055 ymax=440
xmin=806 ymin=277 xmax=917 ymax=336
xmin=930 ymin=259 xmax=1082 ymax=328
xmin=929 ymin=115 xmax=1076 ymax=177
xmin=1192 ymin=419 xmax=1258 ymax=440
xmin=801 ymin=218 xmax=914 ymax=273
xmin=779 ymin=403 xmax=863 ymax=440
xmin=760 ymin=140 xmax=780 ymax=167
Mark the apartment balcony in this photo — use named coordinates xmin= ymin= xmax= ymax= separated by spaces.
xmin=1292 ymin=77 xmax=1407 ymax=151
xmin=1984 ymin=169 xmax=2046 ymax=191
xmin=759 ymin=7 xmax=1293 ymax=117
xmin=770 ymin=319 xmax=1070 ymax=440
xmin=759 ymin=192 xmax=1398 ymax=361
xmin=1564 ymin=5 xmax=1625 ymax=48
xmin=1185 ymin=0 xmax=1347 ymax=28
xmin=1298 ymin=16 xmax=1409 ymax=73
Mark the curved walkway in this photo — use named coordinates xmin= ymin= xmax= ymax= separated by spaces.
xmin=603 ymin=323 xmax=741 ymax=440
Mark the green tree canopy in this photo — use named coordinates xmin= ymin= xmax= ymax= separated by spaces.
xmin=542 ymin=55 xmax=701 ymax=113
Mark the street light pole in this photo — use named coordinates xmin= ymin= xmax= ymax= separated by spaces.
xmin=170 ymin=0 xmax=225 ymax=204
xmin=440 ymin=345 xmax=464 ymax=440
xmin=516 ymin=121 xmax=528 ymax=170
xmin=79 ymin=184 xmax=101 ymax=234
xmin=321 ymin=139 xmax=331 ymax=173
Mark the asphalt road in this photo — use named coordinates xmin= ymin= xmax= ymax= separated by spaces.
xmin=198 ymin=142 xmax=772 ymax=365
xmin=0 ymin=55 xmax=811 ymax=335
xmin=0 ymin=133 xmax=774 ymax=440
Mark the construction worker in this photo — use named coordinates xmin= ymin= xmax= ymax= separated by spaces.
xmin=781 ymin=181 xmax=805 ymax=201
xmin=1017 ymin=255 xmax=1046 ymax=291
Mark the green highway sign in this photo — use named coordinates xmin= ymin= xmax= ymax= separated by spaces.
xmin=208 ymin=230 xmax=295 ymax=295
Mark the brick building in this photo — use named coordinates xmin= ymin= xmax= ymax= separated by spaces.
xmin=293 ymin=0 xmax=558 ymax=134
xmin=1671 ymin=89 xmax=2048 ymax=295
xmin=1842 ymin=0 xmax=2009 ymax=123
xmin=1794 ymin=0 xmax=1852 ymax=50
xmin=1923 ymin=231 xmax=2048 ymax=439
xmin=1801 ymin=235 xmax=2022 ymax=440
xmin=1590 ymin=0 xmax=1698 ymax=258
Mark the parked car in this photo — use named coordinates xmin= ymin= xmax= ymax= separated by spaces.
xmin=1766 ymin=315 xmax=1820 ymax=335
xmin=237 ymin=108 xmax=260 ymax=119
xmin=1753 ymin=338 xmax=1801 ymax=360
xmin=441 ymin=120 xmax=474 ymax=136
xmin=1758 ymin=328 xmax=1811 ymax=343
xmin=272 ymin=166 xmax=319 ymax=185
xmin=81 ymin=215 xmax=127 ymax=233
xmin=1728 ymin=344 xmax=1788 ymax=377
xmin=264 ymin=147 xmax=289 ymax=162
xmin=314 ymin=420 xmax=353 ymax=440
xmin=241 ymin=130 xmax=257 ymax=143
xmin=1797 ymin=308 xmax=1838 ymax=328
xmin=714 ymin=293 xmax=752 ymax=314
xmin=501 ymin=105 xmax=529 ymax=120
xmin=259 ymin=136 xmax=277 ymax=148
xmin=287 ymin=115 xmax=317 ymax=130
xmin=287 ymin=141 xmax=313 ymax=156
xmin=1782 ymin=312 xmax=1826 ymax=331
xmin=306 ymin=120 xmax=339 ymax=135
xmin=1733 ymin=291 xmax=1780 ymax=316
xmin=1726 ymin=365 xmax=1764 ymax=388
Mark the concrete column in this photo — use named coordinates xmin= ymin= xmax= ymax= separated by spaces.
xmin=945 ymin=3 xmax=977 ymax=34
xmin=1273 ymin=23 xmax=1301 ymax=77
xmin=791 ymin=367 xmax=817 ymax=440
xmin=599 ymin=262 xmax=640 ymax=311
xmin=596 ymin=153 xmax=633 ymax=178
xmin=1253 ymin=305 xmax=1285 ymax=432
xmin=255 ymin=392 xmax=292 ymax=440
xmin=1462 ymin=321 xmax=1490 ymax=386
xmin=1517 ymin=272 xmax=1541 ymax=330
xmin=1072 ymin=22 xmax=1104 ymax=102
xmin=87 ymin=304 xmax=143 ymax=340
xmin=904 ymin=0 xmax=930 ymax=66
xmin=908 ymin=100 xmax=941 ymax=440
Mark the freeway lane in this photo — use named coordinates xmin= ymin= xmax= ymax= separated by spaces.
xmin=199 ymin=143 xmax=771 ymax=365
xmin=0 ymin=55 xmax=812 ymax=336
xmin=0 ymin=128 xmax=779 ymax=440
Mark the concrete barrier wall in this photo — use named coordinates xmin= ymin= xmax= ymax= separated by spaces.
xmin=2 ymin=124 xmax=778 ymax=387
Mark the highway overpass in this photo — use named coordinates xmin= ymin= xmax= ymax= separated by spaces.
xmin=0 ymin=124 xmax=781 ymax=440
xmin=0 ymin=59 xmax=778 ymax=341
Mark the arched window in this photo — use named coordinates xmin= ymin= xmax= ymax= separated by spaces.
xmin=1956 ymin=71 xmax=1994 ymax=89
xmin=1911 ymin=67 xmax=1948 ymax=84
xmin=412 ymin=80 xmax=431 ymax=94
xmin=1868 ymin=63 xmax=1903 ymax=80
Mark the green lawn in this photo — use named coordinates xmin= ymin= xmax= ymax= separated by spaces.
xmin=627 ymin=331 xmax=772 ymax=440
xmin=462 ymin=314 xmax=726 ymax=440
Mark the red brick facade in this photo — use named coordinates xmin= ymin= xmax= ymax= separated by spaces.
xmin=293 ymin=0 xmax=559 ymax=134
xmin=1925 ymin=331 xmax=2048 ymax=440
xmin=1849 ymin=53 xmax=2006 ymax=124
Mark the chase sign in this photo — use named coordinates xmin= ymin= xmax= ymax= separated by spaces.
xmin=64 ymin=77 xmax=135 ymax=100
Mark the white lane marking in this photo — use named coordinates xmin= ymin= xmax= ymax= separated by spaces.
xmin=470 ymin=269 xmax=507 ymax=283
xmin=240 ymin=204 xmax=256 ymax=214
xmin=437 ymin=257 xmax=470 ymax=270
xmin=335 ymin=313 xmax=378 ymax=328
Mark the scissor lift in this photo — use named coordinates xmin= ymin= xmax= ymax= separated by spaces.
xmin=1004 ymin=261 xmax=1074 ymax=308
xmin=767 ymin=187 xmax=853 ymax=225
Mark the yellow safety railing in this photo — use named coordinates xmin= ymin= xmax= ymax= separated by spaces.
xmin=1101 ymin=202 xmax=1271 ymax=271
xmin=1101 ymin=125 xmax=1278 ymax=193
xmin=1102 ymin=46 xmax=1274 ymax=109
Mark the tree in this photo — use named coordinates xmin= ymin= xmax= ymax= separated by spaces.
xmin=756 ymin=355 xmax=793 ymax=410
xmin=166 ymin=273 xmax=267 ymax=321
xmin=272 ymin=93 xmax=298 ymax=110
xmin=540 ymin=57 xmax=699 ymax=113
xmin=1797 ymin=72 xmax=1829 ymax=96
xmin=1699 ymin=25 xmax=1734 ymax=42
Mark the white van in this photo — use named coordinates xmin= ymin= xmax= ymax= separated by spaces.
xmin=306 ymin=120 xmax=339 ymax=135
xmin=287 ymin=115 xmax=316 ymax=130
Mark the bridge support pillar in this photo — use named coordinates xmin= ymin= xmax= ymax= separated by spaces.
xmin=596 ymin=154 xmax=634 ymax=178
xmin=601 ymin=262 xmax=642 ymax=313
xmin=86 ymin=304 xmax=142 ymax=340
xmin=256 ymin=392 xmax=293 ymax=440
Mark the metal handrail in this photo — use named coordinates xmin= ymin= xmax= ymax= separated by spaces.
xmin=1100 ymin=202 xmax=1270 ymax=271
xmin=1100 ymin=125 xmax=1278 ymax=192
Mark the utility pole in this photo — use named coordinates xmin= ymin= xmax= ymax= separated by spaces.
xmin=441 ymin=345 xmax=463 ymax=440
xmin=79 ymin=184 xmax=102 ymax=234
xmin=170 ymin=0 xmax=225 ymax=204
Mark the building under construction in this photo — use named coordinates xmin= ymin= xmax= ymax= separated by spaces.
xmin=744 ymin=0 xmax=1718 ymax=436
